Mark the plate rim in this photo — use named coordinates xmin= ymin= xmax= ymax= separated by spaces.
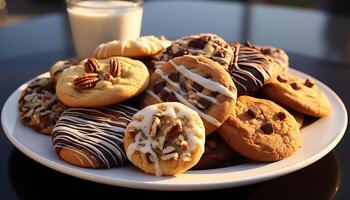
xmin=1 ymin=69 xmax=348 ymax=191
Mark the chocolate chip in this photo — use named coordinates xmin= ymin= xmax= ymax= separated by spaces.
xmin=168 ymin=73 xmax=179 ymax=82
xmin=167 ymin=92 xmax=178 ymax=102
xmin=290 ymin=82 xmax=301 ymax=90
xmin=304 ymin=79 xmax=314 ymax=88
xmin=188 ymin=36 xmax=210 ymax=49
xmin=261 ymin=48 xmax=271 ymax=54
xmin=276 ymin=111 xmax=287 ymax=120
xmin=192 ymin=82 xmax=204 ymax=92
xmin=197 ymin=98 xmax=211 ymax=110
xmin=153 ymin=81 xmax=165 ymax=94
xmin=22 ymin=116 xmax=31 ymax=123
xmin=214 ymin=49 xmax=225 ymax=58
xmin=173 ymin=49 xmax=188 ymax=57
xmin=277 ymin=75 xmax=288 ymax=83
xmin=260 ymin=123 xmax=274 ymax=134
xmin=211 ymin=91 xmax=219 ymax=98
xmin=159 ymin=90 xmax=169 ymax=101
xmin=247 ymin=105 xmax=260 ymax=119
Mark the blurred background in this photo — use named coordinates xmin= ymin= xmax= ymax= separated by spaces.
xmin=0 ymin=0 xmax=349 ymax=25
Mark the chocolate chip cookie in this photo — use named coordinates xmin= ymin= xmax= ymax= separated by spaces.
xmin=261 ymin=74 xmax=332 ymax=117
xmin=157 ymin=33 xmax=233 ymax=67
xmin=18 ymin=77 xmax=67 ymax=135
xmin=218 ymin=96 xmax=301 ymax=162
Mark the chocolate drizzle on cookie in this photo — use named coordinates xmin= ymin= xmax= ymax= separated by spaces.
xmin=52 ymin=104 xmax=139 ymax=168
xmin=228 ymin=43 xmax=273 ymax=96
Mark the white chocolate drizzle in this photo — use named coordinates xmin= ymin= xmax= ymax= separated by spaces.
xmin=126 ymin=102 xmax=205 ymax=176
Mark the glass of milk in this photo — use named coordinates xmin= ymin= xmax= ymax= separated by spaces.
xmin=66 ymin=0 xmax=143 ymax=59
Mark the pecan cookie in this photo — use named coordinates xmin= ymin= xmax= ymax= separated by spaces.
xmin=228 ymin=43 xmax=278 ymax=96
xmin=93 ymin=35 xmax=171 ymax=59
xmin=193 ymin=133 xmax=243 ymax=170
xmin=157 ymin=33 xmax=233 ymax=67
xmin=218 ymin=96 xmax=301 ymax=162
xmin=143 ymin=55 xmax=237 ymax=135
xmin=18 ymin=77 xmax=67 ymax=135
xmin=124 ymin=102 xmax=205 ymax=176
xmin=52 ymin=104 xmax=138 ymax=168
xmin=260 ymin=74 xmax=331 ymax=117
xmin=49 ymin=58 xmax=79 ymax=82
xmin=56 ymin=57 xmax=149 ymax=107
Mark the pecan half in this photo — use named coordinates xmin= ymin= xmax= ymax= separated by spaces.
xmin=73 ymin=73 xmax=99 ymax=89
xmin=149 ymin=116 xmax=161 ymax=137
xmin=109 ymin=59 xmax=122 ymax=77
xmin=84 ymin=58 xmax=101 ymax=73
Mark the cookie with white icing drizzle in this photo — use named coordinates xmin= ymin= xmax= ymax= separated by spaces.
xmin=124 ymin=102 xmax=205 ymax=176
xmin=157 ymin=33 xmax=233 ymax=67
xmin=49 ymin=58 xmax=79 ymax=82
xmin=93 ymin=35 xmax=171 ymax=59
xmin=52 ymin=104 xmax=138 ymax=168
xmin=228 ymin=42 xmax=277 ymax=96
xmin=18 ymin=77 xmax=67 ymax=135
xmin=56 ymin=57 xmax=149 ymax=107
xmin=143 ymin=55 xmax=237 ymax=135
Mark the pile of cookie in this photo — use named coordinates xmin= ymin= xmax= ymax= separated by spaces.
xmin=18 ymin=33 xmax=332 ymax=176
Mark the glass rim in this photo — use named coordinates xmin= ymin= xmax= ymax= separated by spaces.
xmin=66 ymin=0 xmax=143 ymax=9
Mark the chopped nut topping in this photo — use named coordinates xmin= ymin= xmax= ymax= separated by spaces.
xmin=164 ymin=119 xmax=183 ymax=138
xmin=149 ymin=116 xmax=161 ymax=137
xmin=73 ymin=73 xmax=99 ymax=90
xmin=161 ymin=152 xmax=178 ymax=161
xmin=180 ymin=140 xmax=189 ymax=151
xmin=103 ymin=73 xmax=112 ymax=81
xmin=109 ymin=59 xmax=122 ymax=77
xmin=162 ymin=146 xmax=176 ymax=154
xmin=84 ymin=58 xmax=101 ymax=73
xmin=133 ymin=115 xmax=144 ymax=122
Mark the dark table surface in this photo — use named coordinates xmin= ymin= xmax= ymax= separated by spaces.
xmin=0 ymin=1 xmax=349 ymax=199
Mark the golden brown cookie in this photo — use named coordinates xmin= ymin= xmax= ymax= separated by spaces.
xmin=18 ymin=77 xmax=67 ymax=135
xmin=218 ymin=96 xmax=301 ymax=162
xmin=93 ymin=35 xmax=171 ymax=59
xmin=260 ymin=74 xmax=331 ymax=117
xmin=49 ymin=58 xmax=79 ymax=82
xmin=56 ymin=57 xmax=149 ymax=107
xmin=52 ymin=104 xmax=138 ymax=168
xmin=143 ymin=55 xmax=237 ymax=135
xmin=124 ymin=102 xmax=206 ymax=176
xmin=193 ymin=133 xmax=243 ymax=170
xmin=158 ymin=33 xmax=233 ymax=67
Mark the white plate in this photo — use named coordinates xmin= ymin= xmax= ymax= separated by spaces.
xmin=1 ymin=69 xmax=347 ymax=191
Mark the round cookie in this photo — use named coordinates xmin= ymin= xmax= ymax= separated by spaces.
xmin=56 ymin=57 xmax=149 ymax=107
xmin=260 ymin=74 xmax=332 ymax=117
xmin=158 ymin=33 xmax=233 ymax=67
xmin=18 ymin=77 xmax=67 ymax=135
xmin=93 ymin=35 xmax=171 ymax=59
xmin=193 ymin=133 xmax=243 ymax=170
xmin=52 ymin=104 xmax=138 ymax=168
xmin=124 ymin=102 xmax=206 ymax=176
xmin=143 ymin=55 xmax=237 ymax=135
xmin=49 ymin=58 xmax=79 ymax=82
xmin=228 ymin=43 xmax=277 ymax=96
xmin=218 ymin=96 xmax=301 ymax=162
